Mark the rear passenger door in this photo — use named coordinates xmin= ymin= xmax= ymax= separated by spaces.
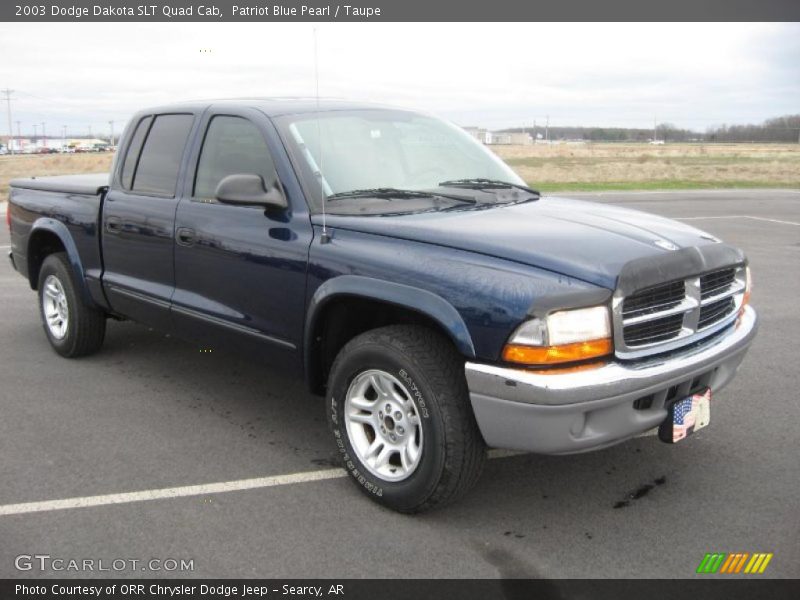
xmin=102 ymin=113 xmax=196 ymax=330
xmin=171 ymin=108 xmax=313 ymax=368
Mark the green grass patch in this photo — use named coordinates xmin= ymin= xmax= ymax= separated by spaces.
xmin=506 ymin=155 xmax=800 ymax=168
xmin=530 ymin=180 xmax=800 ymax=193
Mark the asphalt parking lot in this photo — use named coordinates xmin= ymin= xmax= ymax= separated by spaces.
xmin=0 ymin=189 xmax=798 ymax=579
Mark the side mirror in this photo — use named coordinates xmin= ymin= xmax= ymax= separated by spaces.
xmin=215 ymin=173 xmax=288 ymax=210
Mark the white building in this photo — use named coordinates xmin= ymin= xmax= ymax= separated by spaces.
xmin=462 ymin=127 xmax=533 ymax=145
xmin=463 ymin=127 xmax=492 ymax=145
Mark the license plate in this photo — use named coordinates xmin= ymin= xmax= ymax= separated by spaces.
xmin=658 ymin=388 xmax=711 ymax=443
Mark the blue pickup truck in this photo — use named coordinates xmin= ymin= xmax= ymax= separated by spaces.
xmin=7 ymin=99 xmax=758 ymax=512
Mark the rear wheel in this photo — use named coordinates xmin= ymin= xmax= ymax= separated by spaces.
xmin=327 ymin=325 xmax=486 ymax=513
xmin=38 ymin=253 xmax=106 ymax=357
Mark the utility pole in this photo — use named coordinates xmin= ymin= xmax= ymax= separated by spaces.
xmin=2 ymin=88 xmax=14 ymax=155
xmin=62 ymin=125 xmax=67 ymax=152
xmin=33 ymin=124 xmax=38 ymax=144
xmin=653 ymin=116 xmax=657 ymax=142
xmin=545 ymin=115 xmax=549 ymax=143
xmin=108 ymin=120 xmax=114 ymax=146
xmin=41 ymin=122 xmax=46 ymax=148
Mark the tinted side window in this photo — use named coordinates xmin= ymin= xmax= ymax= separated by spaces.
xmin=132 ymin=114 xmax=194 ymax=196
xmin=120 ymin=116 xmax=152 ymax=190
xmin=194 ymin=116 xmax=277 ymax=202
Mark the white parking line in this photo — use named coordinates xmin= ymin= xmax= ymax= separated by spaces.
xmin=744 ymin=216 xmax=800 ymax=227
xmin=677 ymin=215 xmax=748 ymax=220
xmin=0 ymin=449 xmax=527 ymax=517
xmin=570 ymin=189 xmax=800 ymax=197
xmin=0 ymin=469 xmax=348 ymax=517
xmin=677 ymin=215 xmax=800 ymax=226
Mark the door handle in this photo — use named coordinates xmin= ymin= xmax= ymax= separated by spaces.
xmin=176 ymin=227 xmax=196 ymax=246
xmin=106 ymin=217 xmax=122 ymax=234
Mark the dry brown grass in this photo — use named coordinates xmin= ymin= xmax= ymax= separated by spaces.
xmin=491 ymin=143 xmax=800 ymax=191
xmin=2 ymin=144 xmax=799 ymax=202
xmin=0 ymin=153 xmax=114 ymax=202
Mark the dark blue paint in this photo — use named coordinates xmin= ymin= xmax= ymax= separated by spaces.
xmin=316 ymin=197 xmax=717 ymax=291
xmin=8 ymin=99 xmax=719 ymax=387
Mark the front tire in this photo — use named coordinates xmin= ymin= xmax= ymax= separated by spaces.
xmin=327 ymin=325 xmax=486 ymax=513
xmin=38 ymin=252 xmax=106 ymax=357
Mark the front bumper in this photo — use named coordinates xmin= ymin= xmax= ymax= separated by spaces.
xmin=465 ymin=305 xmax=758 ymax=454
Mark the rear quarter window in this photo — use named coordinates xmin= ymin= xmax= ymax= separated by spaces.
xmin=130 ymin=114 xmax=194 ymax=196
xmin=120 ymin=116 xmax=152 ymax=190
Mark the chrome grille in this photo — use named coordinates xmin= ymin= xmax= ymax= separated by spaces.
xmin=698 ymin=297 xmax=736 ymax=329
xmin=614 ymin=265 xmax=746 ymax=359
xmin=623 ymin=313 xmax=684 ymax=346
xmin=622 ymin=281 xmax=685 ymax=319
xmin=700 ymin=268 xmax=736 ymax=300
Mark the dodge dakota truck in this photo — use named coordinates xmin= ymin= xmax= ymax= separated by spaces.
xmin=7 ymin=99 xmax=758 ymax=512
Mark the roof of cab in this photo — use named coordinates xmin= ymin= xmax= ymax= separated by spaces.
xmin=133 ymin=98 xmax=401 ymax=118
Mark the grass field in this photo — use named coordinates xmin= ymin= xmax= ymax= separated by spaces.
xmin=492 ymin=142 xmax=800 ymax=192
xmin=1 ymin=143 xmax=799 ymax=203
xmin=0 ymin=153 xmax=114 ymax=202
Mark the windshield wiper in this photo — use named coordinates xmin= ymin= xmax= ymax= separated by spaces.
xmin=438 ymin=178 xmax=540 ymax=196
xmin=327 ymin=187 xmax=475 ymax=204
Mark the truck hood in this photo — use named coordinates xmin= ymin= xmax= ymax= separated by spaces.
xmin=318 ymin=196 xmax=720 ymax=289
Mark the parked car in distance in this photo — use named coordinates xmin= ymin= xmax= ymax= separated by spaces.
xmin=6 ymin=99 xmax=758 ymax=512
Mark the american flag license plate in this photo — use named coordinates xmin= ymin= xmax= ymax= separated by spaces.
xmin=658 ymin=388 xmax=712 ymax=444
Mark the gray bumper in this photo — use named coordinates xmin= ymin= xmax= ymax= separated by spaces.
xmin=465 ymin=306 xmax=758 ymax=454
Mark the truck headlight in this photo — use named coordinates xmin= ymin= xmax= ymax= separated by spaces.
xmin=502 ymin=306 xmax=613 ymax=366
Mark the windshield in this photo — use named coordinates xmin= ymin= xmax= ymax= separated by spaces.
xmin=275 ymin=109 xmax=527 ymax=214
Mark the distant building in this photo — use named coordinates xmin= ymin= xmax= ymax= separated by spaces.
xmin=507 ymin=132 xmax=533 ymax=145
xmin=463 ymin=127 xmax=492 ymax=145
xmin=3 ymin=137 xmax=110 ymax=153
xmin=490 ymin=133 xmax=512 ymax=145
xmin=462 ymin=127 xmax=533 ymax=145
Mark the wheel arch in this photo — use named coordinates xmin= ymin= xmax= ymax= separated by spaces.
xmin=304 ymin=275 xmax=475 ymax=395
xmin=27 ymin=219 xmax=90 ymax=302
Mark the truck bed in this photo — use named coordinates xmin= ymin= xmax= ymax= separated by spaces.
xmin=8 ymin=173 xmax=109 ymax=304
xmin=9 ymin=173 xmax=110 ymax=196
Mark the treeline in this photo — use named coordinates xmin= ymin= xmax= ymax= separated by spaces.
xmin=500 ymin=114 xmax=800 ymax=143
xmin=705 ymin=115 xmax=800 ymax=143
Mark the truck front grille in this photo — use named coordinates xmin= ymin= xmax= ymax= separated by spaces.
xmin=623 ymin=313 xmax=684 ymax=346
xmin=622 ymin=281 xmax=685 ymax=319
xmin=614 ymin=265 xmax=746 ymax=358
xmin=698 ymin=297 xmax=736 ymax=329
xmin=700 ymin=268 xmax=736 ymax=300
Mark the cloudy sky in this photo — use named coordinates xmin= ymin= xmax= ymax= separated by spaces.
xmin=1 ymin=22 xmax=798 ymax=138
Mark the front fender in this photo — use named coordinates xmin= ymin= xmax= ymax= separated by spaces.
xmin=305 ymin=274 xmax=476 ymax=365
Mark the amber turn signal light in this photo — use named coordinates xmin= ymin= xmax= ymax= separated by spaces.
xmin=502 ymin=338 xmax=613 ymax=366
xmin=738 ymin=266 xmax=752 ymax=319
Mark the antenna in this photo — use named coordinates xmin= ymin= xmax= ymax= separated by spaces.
xmin=314 ymin=27 xmax=330 ymax=244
